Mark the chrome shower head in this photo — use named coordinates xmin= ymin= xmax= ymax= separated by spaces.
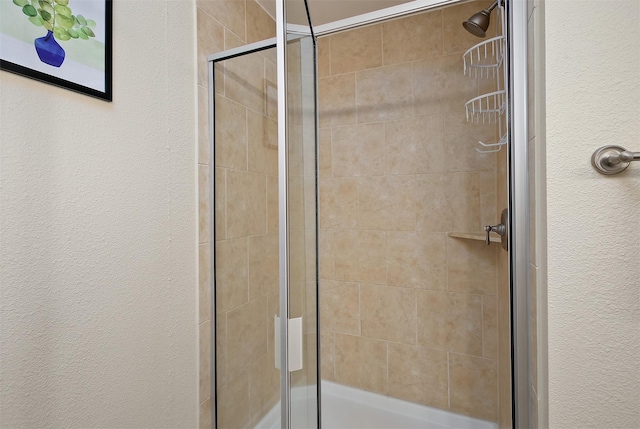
xmin=462 ymin=0 xmax=500 ymax=38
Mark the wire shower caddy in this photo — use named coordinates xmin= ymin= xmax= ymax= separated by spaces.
xmin=462 ymin=2 xmax=508 ymax=153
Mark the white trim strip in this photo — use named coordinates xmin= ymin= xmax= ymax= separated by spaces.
xmin=313 ymin=0 xmax=462 ymax=36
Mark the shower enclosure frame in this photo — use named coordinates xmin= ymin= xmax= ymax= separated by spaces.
xmin=206 ymin=0 xmax=531 ymax=427
xmin=207 ymin=17 xmax=319 ymax=428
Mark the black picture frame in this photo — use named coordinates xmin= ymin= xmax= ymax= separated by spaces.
xmin=0 ymin=0 xmax=112 ymax=102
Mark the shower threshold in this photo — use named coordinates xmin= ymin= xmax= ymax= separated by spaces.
xmin=256 ymin=381 xmax=498 ymax=429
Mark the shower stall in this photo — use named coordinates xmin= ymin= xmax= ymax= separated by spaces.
xmin=206 ymin=0 xmax=530 ymax=427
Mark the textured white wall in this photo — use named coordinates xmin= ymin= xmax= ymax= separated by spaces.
xmin=0 ymin=1 xmax=198 ymax=427
xmin=544 ymin=1 xmax=640 ymax=427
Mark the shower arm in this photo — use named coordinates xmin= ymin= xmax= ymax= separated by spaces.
xmin=486 ymin=0 xmax=501 ymax=14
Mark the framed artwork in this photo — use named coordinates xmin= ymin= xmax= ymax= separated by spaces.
xmin=0 ymin=0 xmax=112 ymax=101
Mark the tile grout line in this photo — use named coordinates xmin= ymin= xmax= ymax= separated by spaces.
xmin=379 ymin=24 xmax=385 ymax=69
xmin=328 ymin=35 xmax=332 ymax=77
xmin=223 ymin=169 xmax=228 ymax=242
xmin=445 ymin=230 xmax=450 ymax=292
xmin=247 ymin=235 xmax=251 ymax=302
xmin=331 ymin=330 xmax=336 ymax=381
xmin=414 ymin=288 xmax=419 ymax=347
xmin=358 ymin=283 xmax=362 ymax=337
xmin=447 ymin=350 xmax=451 ymax=409
xmin=385 ymin=339 xmax=390 ymax=395
xmin=481 ymin=295 xmax=485 ymax=357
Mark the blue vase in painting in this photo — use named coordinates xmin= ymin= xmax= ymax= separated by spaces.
xmin=34 ymin=31 xmax=65 ymax=67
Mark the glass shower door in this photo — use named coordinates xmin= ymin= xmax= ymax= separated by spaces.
xmin=209 ymin=0 xmax=319 ymax=427
xmin=212 ymin=45 xmax=282 ymax=429
xmin=282 ymin=34 xmax=318 ymax=429
xmin=277 ymin=1 xmax=318 ymax=427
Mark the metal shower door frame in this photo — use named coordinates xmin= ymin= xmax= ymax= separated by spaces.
xmin=276 ymin=1 xmax=318 ymax=427
xmin=313 ymin=2 xmax=532 ymax=427
xmin=207 ymin=15 xmax=319 ymax=429
xmin=310 ymin=1 xmax=533 ymax=426
xmin=206 ymin=0 xmax=532 ymax=427
xmin=506 ymin=1 xmax=531 ymax=427
xmin=207 ymin=38 xmax=279 ymax=429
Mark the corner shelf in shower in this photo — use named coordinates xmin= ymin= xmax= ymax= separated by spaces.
xmin=448 ymin=231 xmax=500 ymax=243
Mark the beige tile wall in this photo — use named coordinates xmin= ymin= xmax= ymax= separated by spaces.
xmin=318 ymin=0 xmax=507 ymax=423
xmin=196 ymin=1 xmax=276 ymax=428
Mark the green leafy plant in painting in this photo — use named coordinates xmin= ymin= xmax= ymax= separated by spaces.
xmin=11 ymin=0 xmax=98 ymax=67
